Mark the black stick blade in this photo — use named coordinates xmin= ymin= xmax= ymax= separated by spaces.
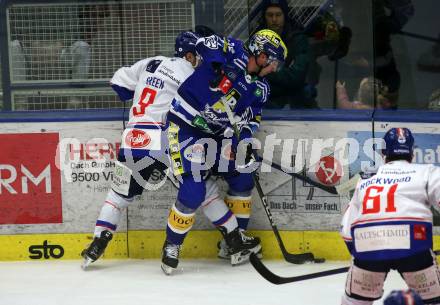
xmin=284 ymin=252 xmax=316 ymax=264
xmin=250 ymin=253 xmax=349 ymax=285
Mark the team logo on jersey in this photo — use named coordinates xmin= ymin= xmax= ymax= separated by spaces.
xmin=315 ymin=156 xmax=342 ymax=186
xmin=146 ymin=59 xmax=162 ymax=73
xmin=212 ymin=89 xmax=241 ymax=113
xmin=414 ymin=224 xmax=427 ymax=240
xmin=203 ymin=36 xmax=218 ymax=49
xmin=125 ymin=129 xmax=151 ymax=148
xmin=218 ymin=76 xmax=233 ymax=94
xmin=184 ymin=144 xmax=205 ymax=163
xmin=254 ymin=88 xmax=262 ymax=97
xmin=192 ymin=115 xmax=213 ymax=133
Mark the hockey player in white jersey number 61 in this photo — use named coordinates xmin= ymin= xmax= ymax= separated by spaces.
xmin=340 ymin=127 xmax=440 ymax=305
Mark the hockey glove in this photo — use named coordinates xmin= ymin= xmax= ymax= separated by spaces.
xmin=234 ymin=128 xmax=259 ymax=172
xmin=209 ymin=63 xmax=238 ymax=94
xmin=225 ymin=125 xmax=252 ymax=153
xmin=235 ymin=142 xmax=258 ymax=172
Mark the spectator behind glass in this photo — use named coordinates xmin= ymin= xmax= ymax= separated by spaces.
xmin=61 ymin=4 xmax=110 ymax=108
xmin=373 ymin=0 xmax=414 ymax=109
xmin=60 ymin=4 xmax=109 ymax=81
xmin=305 ymin=11 xmax=352 ymax=87
xmin=256 ymin=0 xmax=317 ymax=109
xmin=336 ymin=77 xmax=391 ymax=109
xmin=9 ymin=29 xmax=28 ymax=110
xmin=428 ymin=89 xmax=440 ymax=110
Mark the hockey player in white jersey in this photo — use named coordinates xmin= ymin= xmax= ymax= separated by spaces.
xmin=340 ymin=127 xmax=440 ymax=305
xmin=80 ymin=32 xmax=199 ymax=269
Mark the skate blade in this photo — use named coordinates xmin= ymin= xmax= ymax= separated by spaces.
xmin=161 ymin=263 xmax=175 ymax=275
xmin=81 ymin=257 xmax=93 ymax=270
xmin=230 ymin=250 xmax=251 ymax=266
xmin=219 ymin=245 xmax=263 ymax=261
xmin=230 ymin=244 xmax=262 ymax=266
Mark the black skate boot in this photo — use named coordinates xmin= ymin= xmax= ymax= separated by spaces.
xmin=220 ymin=227 xmax=262 ymax=265
xmin=161 ymin=240 xmax=182 ymax=275
xmin=217 ymin=231 xmax=263 ymax=260
xmin=81 ymin=230 xmax=113 ymax=270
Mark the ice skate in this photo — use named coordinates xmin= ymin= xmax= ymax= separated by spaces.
xmin=81 ymin=230 xmax=113 ymax=270
xmin=161 ymin=240 xmax=182 ymax=275
xmin=221 ymin=228 xmax=262 ymax=266
xmin=217 ymin=231 xmax=263 ymax=260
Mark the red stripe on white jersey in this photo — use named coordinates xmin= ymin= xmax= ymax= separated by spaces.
xmin=105 ymin=200 xmax=120 ymax=211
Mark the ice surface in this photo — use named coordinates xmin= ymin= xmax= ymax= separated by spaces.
xmin=0 ymin=259 xmax=407 ymax=305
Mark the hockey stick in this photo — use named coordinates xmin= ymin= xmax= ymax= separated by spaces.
xmin=250 ymin=253 xmax=348 ymax=284
xmin=250 ymin=249 xmax=440 ymax=285
xmin=220 ymin=97 xmax=323 ymax=264
xmin=252 ymin=172 xmax=324 ymax=264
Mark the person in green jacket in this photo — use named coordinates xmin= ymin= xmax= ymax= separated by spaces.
xmin=256 ymin=0 xmax=317 ymax=109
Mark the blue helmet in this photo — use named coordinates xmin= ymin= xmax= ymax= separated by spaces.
xmin=383 ymin=289 xmax=424 ymax=305
xmin=174 ymin=31 xmax=199 ymax=57
xmin=382 ymin=127 xmax=414 ymax=157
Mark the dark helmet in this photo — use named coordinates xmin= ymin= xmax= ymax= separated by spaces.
xmin=174 ymin=31 xmax=199 ymax=57
xmin=382 ymin=127 xmax=414 ymax=157
xmin=247 ymin=29 xmax=288 ymax=64
xmin=194 ymin=25 xmax=217 ymax=37
xmin=383 ymin=289 xmax=424 ymax=305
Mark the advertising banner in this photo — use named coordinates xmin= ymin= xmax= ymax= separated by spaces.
xmin=0 ymin=133 xmax=62 ymax=224
xmin=0 ymin=120 xmax=439 ymax=234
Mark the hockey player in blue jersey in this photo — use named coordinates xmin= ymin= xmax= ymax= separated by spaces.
xmin=161 ymin=29 xmax=288 ymax=274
